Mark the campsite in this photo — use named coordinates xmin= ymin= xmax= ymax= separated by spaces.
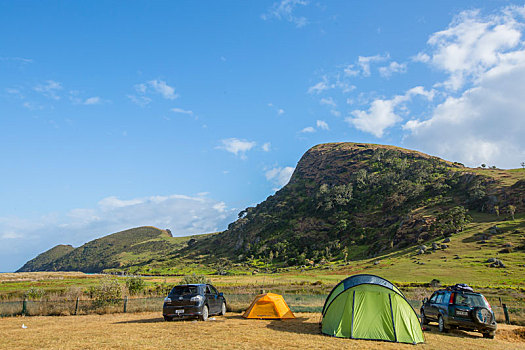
xmin=2 ymin=311 xmax=525 ymax=350
xmin=3 ymin=1 xmax=525 ymax=349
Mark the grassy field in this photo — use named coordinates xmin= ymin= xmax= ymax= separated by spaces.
xmin=1 ymin=312 xmax=524 ymax=350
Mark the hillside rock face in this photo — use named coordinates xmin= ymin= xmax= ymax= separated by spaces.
xmin=209 ymin=143 xmax=503 ymax=265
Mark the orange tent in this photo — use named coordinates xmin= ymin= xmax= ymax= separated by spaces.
xmin=242 ymin=293 xmax=295 ymax=319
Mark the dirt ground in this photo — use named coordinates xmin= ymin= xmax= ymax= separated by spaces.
xmin=1 ymin=312 xmax=524 ymax=350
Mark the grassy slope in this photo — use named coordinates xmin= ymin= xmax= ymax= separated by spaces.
xmin=17 ymin=227 xmax=203 ymax=273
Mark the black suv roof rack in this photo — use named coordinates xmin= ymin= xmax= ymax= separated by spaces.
xmin=445 ymin=283 xmax=474 ymax=292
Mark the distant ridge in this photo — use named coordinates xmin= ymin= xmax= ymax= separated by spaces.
xmin=18 ymin=226 xmax=180 ymax=273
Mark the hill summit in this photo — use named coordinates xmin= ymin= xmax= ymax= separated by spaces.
xmin=192 ymin=142 xmax=523 ymax=266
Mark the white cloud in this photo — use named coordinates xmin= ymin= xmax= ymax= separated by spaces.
xmin=171 ymin=107 xmax=193 ymax=115
xmin=411 ymin=52 xmax=430 ymax=63
xmin=401 ymin=6 xmax=525 ymax=167
xmin=22 ymin=101 xmax=43 ymax=110
xmin=357 ymin=54 xmax=389 ymax=76
xmin=342 ymin=54 xmax=389 ymax=78
xmin=300 ymin=126 xmax=316 ymax=133
xmin=84 ymin=97 xmax=101 ymax=105
xmin=261 ymin=0 xmax=309 ymax=28
xmin=422 ymin=8 xmax=523 ymax=90
xmin=0 ymin=193 xmax=235 ymax=272
xmin=347 ymin=86 xmax=434 ymax=137
xmin=267 ymin=102 xmax=285 ymax=115
xmin=262 ymin=142 xmax=271 ymax=152
xmin=404 ymin=55 xmax=525 ymax=168
xmin=308 ymin=77 xmax=329 ymax=94
xmin=5 ymin=87 xmax=21 ymax=95
xmin=127 ymin=94 xmax=152 ymax=107
xmin=379 ymin=61 xmax=408 ymax=77
xmin=316 ymin=120 xmax=329 ymax=130
xmin=0 ymin=56 xmax=33 ymax=63
xmin=148 ymin=80 xmax=178 ymax=100
xmin=216 ymin=138 xmax=257 ymax=159
xmin=129 ymin=80 xmax=178 ymax=105
xmin=34 ymin=80 xmax=62 ymax=100
xmin=320 ymin=97 xmax=337 ymax=107
xmin=265 ymin=166 xmax=295 ymax=189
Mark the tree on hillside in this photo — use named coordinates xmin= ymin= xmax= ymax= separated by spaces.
xmin=521 ymin=161 xmax=525 ymax=169
xmin=508 ymin=205 xmax=516 ymax=220
xmin=435 ymin=206 xmax=471 ymax=236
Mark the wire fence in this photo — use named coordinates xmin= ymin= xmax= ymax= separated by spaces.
xmin=0 ymin=294 xmax=522 ymax=325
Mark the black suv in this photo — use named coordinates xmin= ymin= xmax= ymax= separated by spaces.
xmin=163 ymin=283 xmax=227 ymax=321
xmin=420 ymin=284 xmax=497 ymax=338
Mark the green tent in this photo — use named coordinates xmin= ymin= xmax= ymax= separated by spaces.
xmin=321 ymin=274 xmax=424 ymax=344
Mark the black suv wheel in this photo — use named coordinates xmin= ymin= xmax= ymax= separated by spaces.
xmin=420 ymin=309 xmax=429 ymax=325
xmin=438 ymin=315 xmax=448 ymax=333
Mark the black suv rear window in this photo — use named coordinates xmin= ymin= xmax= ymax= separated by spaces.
xmin=455 ymin=293 xmax=488 ymax=308
xmin=169 ymin=285 xmax=199 ymax=296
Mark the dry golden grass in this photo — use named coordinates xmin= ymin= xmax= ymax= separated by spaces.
xmin=1 ymin=312 xmax=524 ymax=350
xmin=0 ymin=272 xmax=92 ymax=282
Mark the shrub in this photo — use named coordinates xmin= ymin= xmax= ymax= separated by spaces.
xmin=180 ymin=273 xmax=210 ymax=285
xmin=126 ymin=276 xmax=145 ymax=295
xmin=91 ymin=277 xmax=122 ymax=308
xmin=25 ymin=287 xmax=45 ymax=300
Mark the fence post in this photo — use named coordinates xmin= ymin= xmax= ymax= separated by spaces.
xmin=74 ymin=297 xmax=79 ymax=315
xmin=123 ymin=296 xmax=128 ymax=313
xmin=502 ymin=303 xmax=510 ymax=324
xmin=22 ymin=298 xmax=27 ymax=316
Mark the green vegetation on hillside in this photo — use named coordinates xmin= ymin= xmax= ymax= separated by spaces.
xmin=209 ymin=143 xmax=523 ymax=269
xmin=17 ymin=227 xmax=204 ymax=273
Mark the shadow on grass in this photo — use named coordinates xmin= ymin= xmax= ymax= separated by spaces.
xmin=266 ymin=317 xmax=320 ymax=336
xmin=425 ymin=324 xmax=482 ymax=339
xmin=114 ymin=317 xmax=166 ymax=324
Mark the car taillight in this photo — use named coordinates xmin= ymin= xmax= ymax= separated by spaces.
xmin=483 ymin=296 xmax=492 ymax=310
xmin=190 ymin=295 xmax=203 ymax=303
xmin=449 ymin=293 xmax=455 ymax=304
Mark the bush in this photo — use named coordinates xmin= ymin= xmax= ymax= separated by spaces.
xmin=180 ymin=273 xmax=210 ymax=285
xmin=91 ymin=277 xmax=122 ymax=308
xmin=25 ymin=287 xmax=45 ymax=300
xmin=126 ymin=276 xmax=145 ymax=295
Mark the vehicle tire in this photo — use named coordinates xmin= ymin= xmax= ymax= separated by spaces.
xmin=420 ymin=310 xmax=429 ymax=325
xmin=220 ymin=302 xmax=226 ymax=316
xmin=164 ymin=316 xmax=173 ymax=322
xmin=483 ymin=332 xmax=495 ymax=339
xmin=199 ymin=305 xmax=209 ymax=321
xmin=438 ymin=315 xmax=449 ymax=333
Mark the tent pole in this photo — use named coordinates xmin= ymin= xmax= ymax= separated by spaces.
xmin=350 ymin=290 xmax=355 ymax=339
xmin=389 ymin=294 xmax=397 ymax=342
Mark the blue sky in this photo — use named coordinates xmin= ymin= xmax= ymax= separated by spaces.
xmin=2 ymin=1 xmax=525 ymax=271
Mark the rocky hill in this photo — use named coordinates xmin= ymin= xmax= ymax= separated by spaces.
xmin=188 ymin=143 xmax=524 ymax=267
xmin=19 ymin=142 xmax=525 ymax=274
